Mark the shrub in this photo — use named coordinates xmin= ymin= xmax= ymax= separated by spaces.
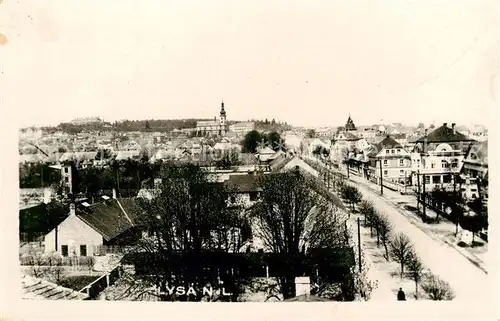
xmin=421 ymin=275 xmax=455 ymax=300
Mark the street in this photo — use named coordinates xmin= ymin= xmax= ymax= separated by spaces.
xmin=346 ymin=174 xmax=490 ymax=302
xmin=308 ymin=157 xmax=490 ymax=302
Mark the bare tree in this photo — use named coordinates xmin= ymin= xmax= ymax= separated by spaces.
xmin=29 ymin=255 xmax=49 ymax=279
xmin=127 ymin=163 xmax=249 ymax=301
xmin=377 ymin=213 xmax=392 ymax=261
xmin=389 ymin=233 xmax=414 ymax=277
xmin=421 ymin=275 xmax=455 ymax=301
xmin=406 ymin=251 xmax=424 ymax=299
xmin=253 ymin=170 xmax=349 ymax=299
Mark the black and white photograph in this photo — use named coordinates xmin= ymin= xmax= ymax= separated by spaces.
xmin=1 ymin=0 xmax=498 ymax=320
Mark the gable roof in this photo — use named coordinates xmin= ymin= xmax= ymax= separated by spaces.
xmin=375 ymin=136 xmax=403 ymax=151
xmin=76 ymin=198 xmax=143 ymax=241
xmin=224 ymin=174 xmax=262 ymax=193
xmin=21 ymin=274 xmax=89 ymax=300
xmin=416 ymin=124 xmax=474 ymax=143
xmin=464 ymin=141 xmax=488 ymax=166
xmin=59 ymin=152 xmax=98 ymax=163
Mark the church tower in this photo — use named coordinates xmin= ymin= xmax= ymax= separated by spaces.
xmin=345 ymin=114 xmax=356 ymax=131
xmin=219 ymin=100 xmax=227 ymax=135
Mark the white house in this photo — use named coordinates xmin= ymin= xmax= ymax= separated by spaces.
xmin=44 ymin=195 xmax=143 ymax=257
xmin=411 ymin=123 xmax=475 ymax=192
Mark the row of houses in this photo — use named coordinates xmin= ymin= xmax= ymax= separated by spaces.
xmin=40 ymin=152 xmax=322 ymax=258
xmin=330 ymin=122 xmax=487 ymax=201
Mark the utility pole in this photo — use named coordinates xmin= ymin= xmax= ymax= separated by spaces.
xmin=357 ymin=218 xmax=362 ymax=271
xmin=422 ymin=173 xmax=426 ymax=220
xmin=346 ymin=160 xmax=350 ymax=179
xmin=379 ymin=160 xmax=384 ymax=195
xmin=404 ymin=171 xmax=407 ymax=194
xmin=417 ymin=170 xmax=420 ymax=211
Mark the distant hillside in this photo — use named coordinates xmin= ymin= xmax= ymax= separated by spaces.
xmin=40 ymin=117 xmax=292 ymax=134
xmin=41 ymin=119 xmax=210 ymax=134
xmin=252 ymin=119 xmax=291 ymax=133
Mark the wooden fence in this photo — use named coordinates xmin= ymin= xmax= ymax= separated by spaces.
xmin=20 ymin=255 xmax=96 ymax=267
xmin=79 ymin=265 xmax=124 ymax=300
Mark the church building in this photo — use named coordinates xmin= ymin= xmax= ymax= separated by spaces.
xmin=196 ymin=101 xmax=229 ymax=136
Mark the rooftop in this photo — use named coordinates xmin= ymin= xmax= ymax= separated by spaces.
xmin=416 ymin=123 xmax=475 ymax=143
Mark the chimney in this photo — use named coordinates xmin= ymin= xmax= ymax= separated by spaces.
xmin=443 ymin=123 xmax=447 ymax=128
xmin=69 ymin=203 xmax=76 ymax=216
xmin=295 ymin=277 xmax=311 ymax=296
xmin=112 ymin=188 xmax=117 ymax=199
xmin=452 ymin=123 xmax=456 ymax=134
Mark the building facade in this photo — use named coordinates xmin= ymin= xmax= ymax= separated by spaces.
xmin=411 ymin=123 xmax=475 ymax=192
xmin=229 ymin=122 xmax=255 ymax=134
xmin=196 ymin=101 xmax=229 ymax=136
xmin=372 ymin=136 xmax=412 ymax=185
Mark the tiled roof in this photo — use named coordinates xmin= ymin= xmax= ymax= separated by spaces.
xmin=375 ymin=136 xmax=403 ymax=150
xmin=224 ymin=174 xmax=262 ymax=193
xmin=19 ymin=154 xmax=48 ymax=163
xmin=76 ymin=198 xmax=143 ymax=241
xmin=59 ymin=152 xmax=98 ymax=163
xmin=21 ymin=274 xmax=89 ymax=300
xmin=464 ymin=141 xmax=488 ymax=166
xmin=416 ymin=125 xmax=474 ymax=143
xmin=115 ymin=150 xmax=140 ymax=161
xmin=257 ymin=146 xmax=276 ymax=155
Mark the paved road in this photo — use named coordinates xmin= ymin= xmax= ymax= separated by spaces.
xmin=308 ymin=157 xmax=490 ymax=302
xmin=348 ymin=176 xmax=490 ymax=302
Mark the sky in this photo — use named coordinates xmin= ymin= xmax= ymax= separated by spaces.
xmin=0 ymin=0 xmax=498 ymax=128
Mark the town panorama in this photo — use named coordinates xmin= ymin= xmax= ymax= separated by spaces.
xmin=18 ymin=103 xmax=489 ymax=302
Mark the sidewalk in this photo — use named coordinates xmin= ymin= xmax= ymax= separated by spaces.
xmin=326 ymin=182 xmax=423 ymax=301
xmin=307 ymin=157 xmax=489 ymax=301
xmin=346 ymin=173 xmax=488 ymax=273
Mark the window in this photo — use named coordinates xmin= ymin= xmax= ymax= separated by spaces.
xmin=61 ymin=245 xmax=68 ymax=257
xmin=399 ymin=159 xmax=404 ymax=166
xmin=249 ymin=192 xmax=259 ymax=202
xmin=383 ymin=160 xmax=388 ymax=166
xmin=391 ymin=149 xmax=395 ymax=154
xmin=386 ymin=150 xmax=389 ymax=154
xmin=432 ymin=176 xmax=441 ymax=184
xmin=64 ymin=177 xmax=69 ymax=182
xmin=424 ymin=176 xmax=430 ymax=184
xmin=443 ymin=175 xmax=451 ymax=183
xmin=441 ymin=160 xmax=449 ymax=168
xmin=64 ymin=167 xmax=69 ymax=173
xmin=431 ymin=163 xmax=435 ymax=169
xmin=397 ymin=149 xmax=401 ymax=153
xmin=80 ymin=245 xmax=87 ymax=257
xmin=400 ymin=170 xmax=404 ymax=175
xmin=384 ymin=170 xmax=388 ymax=176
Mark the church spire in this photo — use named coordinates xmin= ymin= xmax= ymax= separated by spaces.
xmin=220 ymin=100 xmax=226 ymax=117
xmin=345 ymin=114 xmax=356 ymax=131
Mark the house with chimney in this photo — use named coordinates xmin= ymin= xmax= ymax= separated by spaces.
xmin=411 ymin=123 xmax=475 ymax=192
xmin=44 ymin=191 xmax=144 ymax=257
xmin=370 ymin=136 xmax=412 ymax=186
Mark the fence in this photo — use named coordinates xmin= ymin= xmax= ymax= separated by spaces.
xmin=79 ymin=265 xmax=124 ymax=300
xmin=94 ymin=245 xmax=134 ymax=256
xmin=20 ymin=255 xmax=96 ymax=267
